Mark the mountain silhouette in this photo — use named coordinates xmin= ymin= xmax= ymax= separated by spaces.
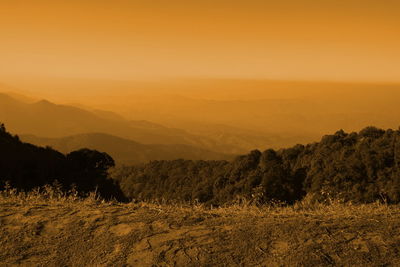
xmin=21 ymin=133 xmax=234 ymax=165
xmin=0 ymin=92 xmax=240 ymax=153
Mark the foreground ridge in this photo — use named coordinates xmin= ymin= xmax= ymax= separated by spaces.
xmin=1 ymin=194 xmax=399 ymax=266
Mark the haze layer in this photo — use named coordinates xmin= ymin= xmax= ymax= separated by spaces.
xmin=1 ymin=0 xmax=400 ymax=81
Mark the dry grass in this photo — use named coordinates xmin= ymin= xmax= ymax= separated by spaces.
xmin=1 ymin=187 xmax=400 ymax=266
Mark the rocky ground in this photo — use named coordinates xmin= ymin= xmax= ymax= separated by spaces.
xmin=1 ymin=195 xmax=400 ymax=266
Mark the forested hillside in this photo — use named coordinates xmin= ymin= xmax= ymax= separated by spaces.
xmin=112 ymin=127 xmax=400 ymax=205
xmin=0 ymin=124 xmax=124 ymax=200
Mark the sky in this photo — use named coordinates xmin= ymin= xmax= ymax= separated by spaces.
xmin=1 ymin=0 xmax=400 ymax=82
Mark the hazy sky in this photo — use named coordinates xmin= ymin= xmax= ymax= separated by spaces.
xmin=1 ymin=0 xmax=400 ymax=81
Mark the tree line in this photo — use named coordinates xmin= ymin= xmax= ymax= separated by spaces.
xmin=2 ymin=122 xmax=400 ymax=205
xmin=111 ymin=126 xmax=400 ymax=205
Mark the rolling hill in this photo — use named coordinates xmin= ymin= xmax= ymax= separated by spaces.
xmin=0 ymin=91 xmax=302 ymax=154
xmin=0 ymin=92 xmax=244 ymax=153
xmin=8 ymin=78 xmax=400 ymax=152
xmin=20 ymin=133 xmax=234 ymax=165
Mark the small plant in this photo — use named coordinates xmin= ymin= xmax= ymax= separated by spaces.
xmin=1 ymin=181 xmax=18 ymax=198
xmin=0 ymin=183 xmax=109 ymax=205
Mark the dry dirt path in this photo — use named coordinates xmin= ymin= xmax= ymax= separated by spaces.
xmin=1 ymin=201 xmax=400 ymax=266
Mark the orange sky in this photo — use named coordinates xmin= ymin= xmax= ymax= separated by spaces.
xmin=1 ymin=0 xmax=400 ymax=81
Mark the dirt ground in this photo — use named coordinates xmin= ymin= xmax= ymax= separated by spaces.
xmin=1 ymin=199 xmax=400 ymax=266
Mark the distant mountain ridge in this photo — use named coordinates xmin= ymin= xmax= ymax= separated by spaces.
xmin=1 ymin=91 xmax=299 ymax=154
xmin=21 ymin=133 xmax=234 ymax=165
xmin=0 ymin=92 xmax=242 ymax=153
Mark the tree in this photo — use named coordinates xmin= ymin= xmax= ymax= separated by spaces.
xmin=67 ymin=148 xmax=115 ymax=175
xmin=66 ymin=149 xmax=123 ymax=199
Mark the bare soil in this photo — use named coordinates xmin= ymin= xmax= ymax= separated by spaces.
xmin=1 ymin=200 xmax=400 ymax=266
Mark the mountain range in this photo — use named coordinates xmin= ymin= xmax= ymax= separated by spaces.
xmin=4 ymin=79 xmax=399 ymax=164
xmin=20 ymin=133 xmax=233 ymax=165
xmin=0 ymin=89 xmax=297 ymax=155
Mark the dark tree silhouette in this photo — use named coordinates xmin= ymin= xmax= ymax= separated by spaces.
xmin=0 ymin=123 xmax=125 ymax=201
xmin=66 ymin=149 xmax=125 ymax=200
